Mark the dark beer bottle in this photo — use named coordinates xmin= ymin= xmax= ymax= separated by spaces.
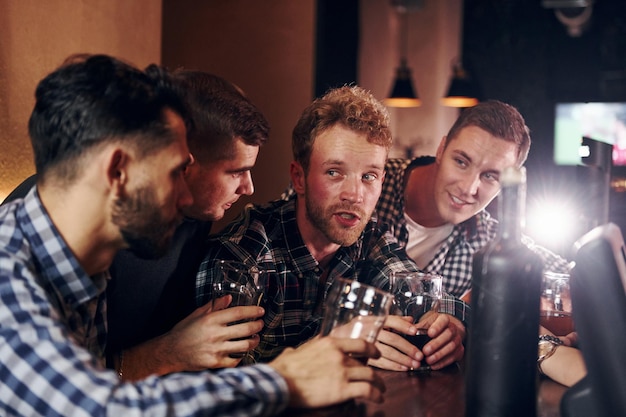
xmin=465 ymin=166 xmax=543 ymax=417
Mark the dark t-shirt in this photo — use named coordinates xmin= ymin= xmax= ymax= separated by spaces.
xmin=106 ymin=218 xmax=213 ymax=357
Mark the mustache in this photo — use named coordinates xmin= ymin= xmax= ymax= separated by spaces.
xmin=329 ymin=203 xmax=369 ymax=219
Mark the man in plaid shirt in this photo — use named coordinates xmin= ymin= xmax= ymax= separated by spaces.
xmin=376 ymin=100 xmax=570 ymax=301
xmin=197 ymin=86 xmax=469 ymax=373
xmin=0 ymin=54 xmax=385 ymax=416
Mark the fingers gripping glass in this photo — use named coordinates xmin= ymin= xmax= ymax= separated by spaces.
xmin=390 ymin=272 xmax=443 ymax=372
xmin=211 ymin=260 xmax=265 ymax=307
xmin=209 ymin=260 xmax=267 ymax=363
xmin=320 ymin=278 xmax=393 ymax=363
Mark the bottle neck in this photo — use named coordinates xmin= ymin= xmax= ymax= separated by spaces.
xmin=498 ymin=180 xmax=525 ymax=242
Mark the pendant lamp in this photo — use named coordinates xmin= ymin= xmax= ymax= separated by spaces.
xmin=384 ymin=4 xmax=421 ymax=108
xmin=441 ymin=63 xmax=479 ymax=108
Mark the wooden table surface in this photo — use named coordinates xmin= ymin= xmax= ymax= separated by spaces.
xmin=281 ymin=363 xmax=568 ymax=417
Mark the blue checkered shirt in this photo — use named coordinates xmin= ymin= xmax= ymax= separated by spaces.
xmin=196 ymin=198 xmax=469 ymax=363
xmin=0 ymin=188 xmax=288 ymax=417
xmin=377 ymin=157 xmax=571 ymax=297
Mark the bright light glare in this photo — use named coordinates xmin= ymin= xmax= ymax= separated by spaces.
xmin=579 ymin=145 xmax=590 ymax=158
xmin=526 ymin=198 xmax=579 ymax=251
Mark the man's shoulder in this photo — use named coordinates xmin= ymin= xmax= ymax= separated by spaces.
xmin=0 ymin=201 xmax=31 ymax=261
xmin=386 ymin=156 xmax=435 ymax=170
xmin=462 ymin=210 xmax=498 ymax=244
xmin=211 ymin=200 xmax=292 ymax=244
xmin=381 ymin=156 xmax=436 ymax=196
xmin=362 ymin=215 xmax=403 ymax=249
xmin=0 ymin=200 xmax=19 ymax=232
xmin=0 ymin=226 xmax=38 ymax=309
xmin=385 ymin=158 xmax=410 ymax=171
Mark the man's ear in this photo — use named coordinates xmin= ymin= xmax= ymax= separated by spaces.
xmin=106 ymin=149 xmax=129 ymax=195
xmin=290 ymin=161 xmax=306 ymax=194
xmin=435 ymin=136 xmax=447 ymax=163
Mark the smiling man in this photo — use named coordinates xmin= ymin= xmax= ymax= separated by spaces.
xmin=196 ymin=86 xmax=468 ymax=371
xmin=376 ymin=100 xmax=570 ymax=300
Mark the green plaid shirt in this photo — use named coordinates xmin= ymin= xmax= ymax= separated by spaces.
xmin=196 ymin=198 xmax=470 ymax=363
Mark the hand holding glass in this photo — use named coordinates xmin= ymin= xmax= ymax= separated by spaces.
xmin=390 ymin=272 xmax=443 ymax=371
xmin=209 ymin=260 xmax=266 ymax=362
xmin=320 ymin=278 xmax=392 ymax=362
xmin=211 ymin=260 xmax=264 ymax=308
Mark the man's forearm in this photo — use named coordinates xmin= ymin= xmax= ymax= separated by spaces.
xmin=116 ymin=335 xmax=180 ymax=381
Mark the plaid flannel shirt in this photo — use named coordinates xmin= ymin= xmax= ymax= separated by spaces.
xmin=196 ymin=198 xmax=469 ymax=363
xmin=377 ymin=157 xmax=571 ymax=297
xmin=0 ymin=189 xmax=288 ymax=417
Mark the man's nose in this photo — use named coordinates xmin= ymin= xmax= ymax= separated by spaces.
xmin=460 ymin=174 xmax=480 ymax=197
xmin=340 ymin=177 xmax=364 ymax=203
xmin=238 ymin=171 xmax=254 ymax=196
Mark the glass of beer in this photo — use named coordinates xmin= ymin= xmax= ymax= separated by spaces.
xmin=390 ymin=271 xmax=443 ymax=372
xmin=209 ymin=260 xmax=267 ymax=363
xmin=540 ymin=271 xmax=574 ymax=336
xmin=211 ymin=260 xmax=265 ymax=308
xmin=320 ymin=278 xmax=393 ymax=363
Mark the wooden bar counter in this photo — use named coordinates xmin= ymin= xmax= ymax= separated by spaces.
xmin=281 ymin=363 xmax=567 ymax=417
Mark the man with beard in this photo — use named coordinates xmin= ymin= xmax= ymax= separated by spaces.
xmin=105 ymin=70 xmax=269 ymax=380
xmin=196 ymin=86 xmax=468 ymax=372
xmin=0 ymin=71 xmax=270 ymax=380
xmin=0 ymin=54 xmax=386 ymax=416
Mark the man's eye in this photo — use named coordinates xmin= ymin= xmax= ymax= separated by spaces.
xmin=483 ymin=172 xmax=498 ymax=182
xmin=327 ymin=170 xmax=339 ymax=177
xmin=363 ymin=173 xmax=377 ymax=182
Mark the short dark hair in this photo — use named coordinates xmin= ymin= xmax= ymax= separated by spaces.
xmin=444 ymin=100 xmax=531 ymax=167
xmin=170 ymin=70 xmax=269 ymax=163
xmin=28 ymin=54 xmax=188 ymax=182
xmin=292 ymin=85 xmax=391 ymax=173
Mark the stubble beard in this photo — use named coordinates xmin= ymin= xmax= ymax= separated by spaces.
xmin=305 ymin=196 xmax=370 ymax=247
xmin=112 ymin=186 xmax=179 ymax=259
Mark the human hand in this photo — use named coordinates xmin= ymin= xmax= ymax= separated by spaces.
xmin=269 ymin=336 xmax=385 ymax=409
xmin=559 ymin=331 xmax=578 ymax=347
xmin=122 ymin=295 xmax=265 ymax=380
xmin=164 ymin=295 xmax=265 ymax=369
xmin=369 ymin=313 xmax=464 ymax=372
xmin=417 ymin=313 xmax=465 ymax=370
xmin=367 ymin=315 xmax=423 ymax=371
xmin=539 ymin=325 xmax=578 ymax=347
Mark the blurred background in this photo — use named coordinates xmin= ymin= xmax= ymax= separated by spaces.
xmin=1 ymin=0 xmax=624 ymax=258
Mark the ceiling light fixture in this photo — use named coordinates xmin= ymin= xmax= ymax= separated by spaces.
xmin=384 ymin=1 xmax=421 ymax=108
xmin=441 ymin=62 xmax=480 ymax=108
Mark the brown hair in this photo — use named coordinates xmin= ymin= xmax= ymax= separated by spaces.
xmin=171 ymin=70 xmax=269 ymax=163
xmin=292 ymin=85 xmax=392 ymax=173
xmin=444 ymin=100 xmax=531 ymax=167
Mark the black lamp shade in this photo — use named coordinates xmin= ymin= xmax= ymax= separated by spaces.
xmin=441 ymin=66 xmax=479 ymax=108
xmin=384 ymin=62 xmax=421 ymax=108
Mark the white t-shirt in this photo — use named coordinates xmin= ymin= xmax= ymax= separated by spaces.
xmin=403 ymin=212 xmax=454 ymax=269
